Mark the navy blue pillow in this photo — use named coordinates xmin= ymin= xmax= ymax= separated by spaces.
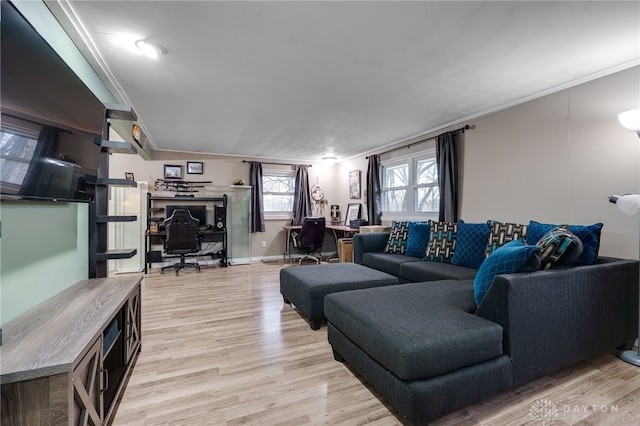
xmin=527 ymin=221 xmax=602 ymax=265
xmin=405 ymin=222 xmax=431 ymax=258
xmin=451 ymin=220 xmax=491 ymax=268
xmin=473 ymin=239 xmax=540 ymax=305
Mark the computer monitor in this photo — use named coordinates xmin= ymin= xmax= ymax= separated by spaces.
xmin=165 ymin=205 xmax=207 ymax=228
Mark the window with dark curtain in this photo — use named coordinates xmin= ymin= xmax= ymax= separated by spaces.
xmin=249 ymin=161 xmax=265 ymax=232
xmin=292 ymin=165 xmax=311 ymax=225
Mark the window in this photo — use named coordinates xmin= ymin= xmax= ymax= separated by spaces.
xmin=262 ymin=170 xmax=295 ymax=214
xmin=0 ymin=129 xmax=38 ymax=194
xmin=381 ymin=150 xmax=439 ymax=217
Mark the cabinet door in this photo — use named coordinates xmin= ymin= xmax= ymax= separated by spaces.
xmin=125 ymin=287 xmax=141 ymax=363
xmin=71 ymin=337 xmax=103 ymax=426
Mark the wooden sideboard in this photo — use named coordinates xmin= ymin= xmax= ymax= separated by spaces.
xmin=1 ymin=275 xmax=142 ymax=426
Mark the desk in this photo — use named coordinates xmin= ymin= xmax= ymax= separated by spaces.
xmin=283 ymin=224 xmax=359 ymax=262
xmin=144 ymin=229 xmax=227 ymax=273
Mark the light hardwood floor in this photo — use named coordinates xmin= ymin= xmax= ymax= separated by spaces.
xmin=112 ymin=261 xmax=640 ymax=426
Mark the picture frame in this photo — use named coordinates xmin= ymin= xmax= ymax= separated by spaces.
xmin=164 ymin=164 xmax=183 ymax=180
xmin=349 ymin=170 xmax=361 ymax=199
xmin=125 ymin=172 xmax=135 ymax=181
xmin=187 ymin=161 xmax=204 ymax=174
xmin=345 ymin=203 xmax=361 ymax=225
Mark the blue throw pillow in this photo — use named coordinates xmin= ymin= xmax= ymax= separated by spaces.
xmin=527 ymin=221 xmax=602 ymax=265
xmin=473 ymin=239 xmax=540 ymax=305
xmin=451 ymin=220 xmax=491 ymax=268
xmin=405 ymin=222 xmax=431 ymax=258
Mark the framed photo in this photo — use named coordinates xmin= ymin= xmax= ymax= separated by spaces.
xmin=164 ymin=164 xmax=183 ymax=180
xmin=345 ymin=203 xmax=361 ymax=225
xmin=125 ymin=172 xmax=135 ymax=181
xmin=349 ymin=170 xmax=361 ymax=199
xmin=187 ymin=161 xmax=204 ymax=174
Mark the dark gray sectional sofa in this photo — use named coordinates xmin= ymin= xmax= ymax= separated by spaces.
xmin=324 ymin=231 xmax=639 ymax=425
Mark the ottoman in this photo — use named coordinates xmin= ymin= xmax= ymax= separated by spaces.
xmin=279 ymin=263 xmax=399 ymax=329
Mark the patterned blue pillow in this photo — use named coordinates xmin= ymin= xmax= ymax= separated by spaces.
xmin=451 ymin=220 xmax=491 ymax=268
xmin=405 ymin=222 xmax=431 ymax=258
xmin=474 ymin=239 xmax=540 ymax=305
xmin=425 ymin=220 xmax=457 ymax=262
xmin=383 ymin=221 xmax=411 ymax=254
xmin=537 ymin=227 xmax=583 ymax=269
xmin=527 ymin=221 xmax=602 ymax=265
xmin=485 ymin=220 xmax=528 ymax=258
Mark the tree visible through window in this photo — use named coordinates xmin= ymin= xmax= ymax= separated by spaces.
xmin=0 ymin=130 xmax=37 ymax=190
xmin=263 ymin=171 xmax=295 ymax=213
xmin=381 ymin=150 xmax=439 ymax=215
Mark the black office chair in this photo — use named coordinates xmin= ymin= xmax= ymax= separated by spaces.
xmin=161 ymin=209 xmax=201 ymax=275
xmin=291 ymin=217 xmax=326 ymax=264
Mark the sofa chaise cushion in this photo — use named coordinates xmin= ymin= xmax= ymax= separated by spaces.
xmin=324 ymin=280 xmax=505 ymax=381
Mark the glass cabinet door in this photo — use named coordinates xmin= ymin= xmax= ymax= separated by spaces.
xmin=228 ymin=186 xmax=252 ymax=265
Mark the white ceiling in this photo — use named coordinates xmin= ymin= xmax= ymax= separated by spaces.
xmin=46 ymin=1 xmax=640 ymax=162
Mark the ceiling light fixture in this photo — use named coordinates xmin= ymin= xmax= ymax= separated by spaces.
xmin=135 ymin=39 xmax=165 ymax=59
xmin=321 ymin=155 xmax=338 ymax=163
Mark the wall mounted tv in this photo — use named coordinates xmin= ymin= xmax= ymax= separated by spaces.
xmin=0 ymin=1 xmax=105 ymax=202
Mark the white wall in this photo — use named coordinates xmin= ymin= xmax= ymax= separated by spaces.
xmin=110 ymin=66 xmax=640 ymax=261
xmin=461 ymin=66 xmax=640 ymax=259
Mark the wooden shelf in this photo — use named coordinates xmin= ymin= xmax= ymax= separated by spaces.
xmin=104 ymin=103 xmax=137 ymax=121
xmin=97 ymin=215 xmax=138 ymax=223
xmin=97 ymin=178 xmax=137 ymax=187
xmin=96 ymin=249 xmax=138 ymax=261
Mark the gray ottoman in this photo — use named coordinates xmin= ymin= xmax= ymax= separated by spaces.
xmin=279 ymin=263 xmax=399 ymax=329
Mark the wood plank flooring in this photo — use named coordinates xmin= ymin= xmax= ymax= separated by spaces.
xmin=112 ymin=261 xmax=640 ymax=425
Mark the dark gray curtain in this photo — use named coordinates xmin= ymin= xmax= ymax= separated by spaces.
xmin=292 ymin=165 xmax=311 ymax=225
xmin=436 ymin=130 xmax=460 ymax=222
xmin=249 ymin=161 xmax=265 ymax=233
xmin=366 ymin=155 xmax=382 ymax=225
xmin=19 ymin=126 xmax=60 ymax=196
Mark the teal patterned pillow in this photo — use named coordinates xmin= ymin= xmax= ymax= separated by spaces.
xmin=485 ymin=220 xmax=528 ymax=258
xmin=425 ymin=220 xmax=458 ymax=263
xmin=383 ymin=221 xmax=411 ymax=254
xmin=537 ymin=227 xmax=583 ymax=269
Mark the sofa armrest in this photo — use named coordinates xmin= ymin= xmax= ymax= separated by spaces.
xmin=476 ymin=257 xmax=639 ymax=386
xmin=353 ymin=232 xmax=390 ymax=264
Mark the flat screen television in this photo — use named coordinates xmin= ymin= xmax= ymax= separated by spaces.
xmin=0 ymin=1 xmax=104 ymax=202
xmin=165 ymin=205 xmax=208 ymax=228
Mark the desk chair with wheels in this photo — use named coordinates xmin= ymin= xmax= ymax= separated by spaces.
xmin=291 ymin=217 xmax=326 ymax=264
xmin=161 ymin=209 xmax=201 ymax=275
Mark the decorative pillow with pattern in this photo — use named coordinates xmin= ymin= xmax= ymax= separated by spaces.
xmin=451 ymin=220 xmax=491 ymax=268
xmin=383 ymin=221 xmax=411 ymax=254
xmin=536 ymin=227 xmax=583 ymax=269
xmin=527 ymin=220 xmax=602 ymax=265
xmin=405 ymin=222 xmax=431 ymax=258
xmin=485 ymin=220 xmax=528 ymax=258
xmin=425 ymin=220 xmax=458 ymax=263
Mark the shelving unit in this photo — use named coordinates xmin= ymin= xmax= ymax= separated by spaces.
xmin=91 ymin=104 xmax=140 ymax=278
xmin=145 ymin=194 xmax=228 ymax=272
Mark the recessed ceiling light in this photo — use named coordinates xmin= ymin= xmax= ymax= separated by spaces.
xmin=135 ymin=39 xmax=165 ymax=59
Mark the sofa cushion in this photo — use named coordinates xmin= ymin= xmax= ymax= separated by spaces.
xmin=362 ymin=252 xmax=421 ymax=277
xmin=399 ymin=260 xmax=477 ymax=282
xmin=324 ymin=280 xmax=504 ymax=381
xmin=526 ymin=221 xmax=603 ymax=265
xmin=536 ymin=227 xmax=583 ymax=269
xmin=383 ymin=221 xmax=411 ymax=254
xmin=405 ymin=222 xmax=431 ymax=257
xmin=425 ymin=220 xmax=458 ymax=262
xmin=451 ymin=220 xmax=491 ymax=268
xmin=474 ymin=240 xmax=540 ymax=305
xmin=485 ymin=220 xmax=528 ymax=257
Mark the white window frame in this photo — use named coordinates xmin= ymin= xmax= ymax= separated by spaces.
xmin=380 ymin=148 xmax=440 ymax=222
xmin=262 ymin=169 xmax=295 ymax=220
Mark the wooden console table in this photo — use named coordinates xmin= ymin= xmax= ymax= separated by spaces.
xmin=1 ymin=275 xmax=142 ymax=426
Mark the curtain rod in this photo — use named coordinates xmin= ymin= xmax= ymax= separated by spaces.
xmin=366 ymin=124 xmax=474 ymax=159
xmin=242 ymin=160 xmax=312 ymax=167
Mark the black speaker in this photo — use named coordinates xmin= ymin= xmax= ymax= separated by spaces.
xmin=214 ymin=206 xmax=226 ymax=230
